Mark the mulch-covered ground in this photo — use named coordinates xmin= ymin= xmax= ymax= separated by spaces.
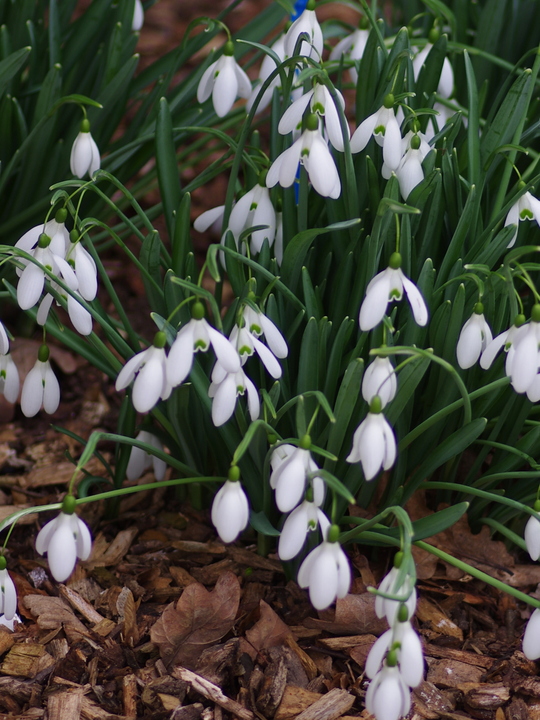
xmin=2 ymin=1 xmax=540 ymax=719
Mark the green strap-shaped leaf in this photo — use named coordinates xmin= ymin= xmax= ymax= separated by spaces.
xmin=156 ymin=97 xmax=182 ymax=242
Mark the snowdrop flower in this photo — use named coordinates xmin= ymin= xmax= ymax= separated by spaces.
xmin=247 ymin=35 xmax=286 ymax=114
xmin=278 ymin=82 xmax=349 ymax=152
xmin=523 ymin=608 xmax=540 ymax=660
xmin=70 ymin=119 xmax=100 ymax=178
xmin=0 ymin=353 xmax=19 ymax=404
xmin=412 ymin=31 xmax=454 ymax=99
xmin=362 ymin=356 xmax=397 ymax=408
xmin=229 ymin=324 xmax=282 ymax=379
xmin=359 ymin=252 xmax=428 ymax=331
xmin=456 ymin=303 xmax=493 ymax=370
xmin=132 ymin=0 xmax=144 ymax=31
xmin=243 ymin=305 xmax=288 ymax=359
xmin=366 ymin=606 xmax=424 ymax=688
xmin=524 ymin=503 xmax=540 ymax=562
xmin=21 ymin=345 xmax=60 ymax=417
xmin=396 ymin=134 xmax=426 ymax=199
xmin=480 ymin=313 xmax=526 ymax=370
xmin=267 ymin=113 xmax=341 ymax=199
xmin=197 ymin=40 xmax=251 ymax=118
xmin=375 ymin=555 xmax=417 ymax=626
xmin=329 ymin=22 xmax=370 ymax=84
xmin=126 ymin=430 xmax=167 ymax=482
xmin=505 ymin=307 xmax=540 ymax=395
xmin=284 ymin=0 xmax=323 ymax=60
xmin=346 ymin=396 xmax=397 ymax=480
xmin=227 ymin=177 xmax=277 ymax=254
xmin=35 ymin=496 xmax=92 ymax=583
xmin=0 ymin=321 xmax=9 ymax=356
xmin=16 ymin=232 xmax=77 ymax=312
xmin=116 ymin=332 xmax=172 ymax=413
xmin=66 ymin=231 xmax=98 ymax=302
xmin=504 ymin=188 xmax=540 ymax=248
xmin=365 ymin=660 xmax=411 ymax=720
xmin=208 ymin=362 xmax=260 ymax=427
xmin=194 ymin=205 xmax=226 ymax=234
xmin=350 ymin=94 xmax=403 ymax=172
xmin=0 ymin=557 xmax=17 ymax=622
xmin=278 ymin=497 xmax=329 ymax=561
xmin=211 ymin=467 xmax=249 ymax=543
xmin=15 ymin=213 xmax=68 ymax=264
xmin=270 ymin=438 xmax=322 ymax=513
xmin=167 ymin=301 xmax=240 ymax=387
xmin=297 ymin=524 xmax=351 ymax=610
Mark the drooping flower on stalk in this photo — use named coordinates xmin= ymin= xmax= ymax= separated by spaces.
xmin=0 ymin=353 xmax=19 ymax=404
xmin=412 ymin=28 xmax=454 ymax=100
xmin=297 ymin=524 xmax=351 ymax=610
xmin=116 ymin=331 xmax=172 ymax=413
xmin=126 ymin=430 xmax=167 ymax=482
xmin=269 ymin=437 xmax=323 ymax=513
xmin=329 ymin=19 xmax=370 ymax=84
xmin=211 ymin=466 xmax=250 ymax=543
xmin=226 ymin=173 xmax=277 ymax=254
xmin=346 ymin=395 xmax=397 ymax=480
xmin=246 ymin=35 xmax=287 ymax=114
xmin=208 ymin=361 xmax=260 ymax=427
xmin=196 ymin=40 xmax=251 ymax=118
xmin=456 ymin=303 xmax=493 ymax=370
xmin=70 ymin=119 xmax=100 ymax=179
xmin=36 ymin=495 xmax=92 ymax=583
xmin=504 ymin=186 xmax=540 ymax=248
xmin=278 ymin=490 xmax=329 ymax=561
xmin=0 ymin=556 xmax=17 ymax=622
xmin=20 ymin=344 xmax=60 ymax=418
xmin=283 ymin=0 xmax=323 ymax=60
xmin=524 ymin=501 xmax=540 ymax=562
xmin=362 ymin=356 xmax=397 ymax=408
xmin=350 ymin=93 xmax=403 ymax=173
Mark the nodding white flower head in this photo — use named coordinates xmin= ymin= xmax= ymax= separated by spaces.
xmin=480 ymin=313 xmax=526 ymax=370
xmin=359 ymin=252 xmax=428 ymax=331
xmin=247 ymin=35 xmax=287 ymax=114
xmin=132 ymin=0 xmax=144 ymax=31
xmin=0 ymin=557 xmax=17 ymax=622
xmin=229 ymin=324 xmax=282 ymax=379
xmin=15 ymin=211 xmax=69 ymax=264
xmin=16 ymin=231 xmax=78 ymax=312
xmin=197 ymin=40 xmax=251 ymax=118
xmin=523 ymin=608 xmax=540 ymax=660
xmin=350 ymin=94 xmax=403 ymax=172
xmin=329 ymin=21 xmax=370 ymax=84
xmin=167 ymin=301 xmax=240 ymax=388
xmin=504 ymin=187 xmax=540 ymax=248
xmin=227 ymin=176 xmax=277 ymax=254
xmin=127 ymin=430 xmax=167 ymax=482
xmin=267 ymin=113 xmax=341 ymax=199
xmin=116 ymin=332 xmax=171 ymax=413
xmin=208 ymin=361 xmax=260 ymax=427
xmin=278 ymin=497 xmax=329 ymax=561
xmin=365 ymin=661 xmax=411 ymax=720
xmin=396 ymin=133 xmax=426 ymax=199
xmin=211 ymin=467 xmax=249 ymax=543
xmin=297 ymin=524 xmax=351 ymax=610
xmin=0 ymin=353 xmax=19 ymax=404
xmin=270 ymin=437 xmax=323 ymax=513
xmin=346 ymin=396 xmax=397 ymax=481
xmin=284 ymin=0 xmax=323 ymax=60
xmin=503 ymin=306 xmax=540 ymax=395
xmin=70 ymin=119 xmax=100 ymax=179
xmin=35 ymin=496 xmax=92 ymax=583
xmin=412 ymin=29 xmax=454 ymax=99
xmin=456 ymin=303 xmax=493 ymax=370
xmin=243 ymin=305 xmax=288 ymax=359
xmin=21 ymin=345 xmax=60 ymax=418
xmin=375 ymin=554 xmax=417 ymax=627
xmin=362 ymin=356 xmax=397 ymax=408
xmin=278 ymin=82 xmax=349 ymax=152
xmin=524 ymin=502 xmax=540 ymax=562
xmin=366 ymin=604 xmax=424 ymax=689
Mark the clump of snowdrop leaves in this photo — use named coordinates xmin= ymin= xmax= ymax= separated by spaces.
xmin=116 ymin=331 xmax=171 ymax=413
xmin=211 ymin=466 xmax=250 ymax=543
xmin=297 ymin=523 xmax=351 ymax=610
xmin=456 ymin=302 xmax=493 ymax=370
xmin=347 ymin=395 xmax=397 ymax=481
xmin=126 ymin=431 xmax=167 ymax=482
xmin=267 ymin=113 xmax=341 ymax=199
xmin=358 ymin=252 xmax=428 ymax=331
xmin=504 ymin=185 xmax=540 ymax=248
xmin=35 ymin=495 xmax=92 ymax=583
xmin=20 ymin=344 xmax=60 ymax=418
xmin=167 ymin=301 xmax=240 ymax=388
xmin=70 ymin=119 xmax=100 ymax=179
xmin=196 ymin=40 xmax=251 ymax=118
xmin=0 ymin=556 xmax=17 ymax=623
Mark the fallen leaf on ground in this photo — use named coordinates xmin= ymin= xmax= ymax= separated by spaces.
xmin=244 ymin=600 xmax=292 ymax=656
xmin=150 ymin=571 xmax=241 ymax=669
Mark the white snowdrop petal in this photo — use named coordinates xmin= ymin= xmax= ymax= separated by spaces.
xmin=277 ymin=140 xmax=304 ymax=188
xmin=525 ymin=515 xmax=540 ymax=561
xmin=194 ymin=205 xmax=225 ymax=233
xmin=208 ymin=326 xmax=241 ymax=373
xmin=511 ymin=329 xmax=539 ymax=393
xmin=523 ymin=608 xmax=540 ymax=660
xmin=197 ymin=60 xmax=219 ymax=103
xmin=68 ymin=294 xmax=93 ymax=336
xmin=359 ymin=272 xmax=391 ymax=331
xmin=278 ymin=91 xmax=313 ymax=135
xmin=211 ymin=374 xmax=238 ymax=426
xmin=35 ymin=516 xmax=59 ymax=556
xmin=258 ymin=314 xmax=288 ymax=358
xmin=132 ymin=355 xmax=164 ymax=412
xmin=456 ymin=316 xmax=483 ymax=369
xmin=20 ymin=365 xmax=44 ymax=418
xmin=42 ymin=364 xmax=60 ymax=414
xmin=381 ymin=419 xmax=397 ymax=470
xmin=274 ymin=450 xmax=307 ymax=512
xmin=73 ymin=516 xmax=92 ymax=561
xmin=383 ymin=115 xmax=403 ymax=171
xmin=278 ymin=503 xmax=310 ymax=561
xmin=308 ymin=546 xmax=339 ymax=610
xmin=1 ymin=355 xmax=20 ymax=404
xmin=438 ymin=57 xmax=454 ymax=99
xmin=480 ymin=330 xmax=509 ymax=369
xmin=167 ymin=323 xmax=196 ymax=386
xmin=74 ymin=245 xmax=98 ymax=300
xmin=0 ymin=569 xmax=17 ymax=621
xmin=116 ymin=351 xmax=147 ymax=391
xmin=399 ymin=625 xmax=425 ymax=687
xmin=17 ymin=262 xmax=45 ymax=310
xmin=213 ymin=58 xmax=238 ymax=118
xmin=234 ymin=63 xmax=252 ymax=99
xmin=359 ymin=415 xmax=386 ymax=480
xmin=126 ymin=445 xmax=150 ymax=481
xmin=46 ymin=518 xmax=77 ymax=582
xmin=365 ymin=629 xmax=392 ymax=679
xmin=335 ymin=546 xmax=351 ymax=598
xmin=402 ymin=274 xmax=429 ymax=326
xmin=306 ymin=135 xmax=341 ymax=198
xmin=350 ymin=111 xmax=379 ymax=153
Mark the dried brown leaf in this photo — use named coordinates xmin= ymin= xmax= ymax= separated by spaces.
xmin=245 ymin=600 xmax=292 ymax=654
xmin=150 ymin=571 xmax=241 ymax=669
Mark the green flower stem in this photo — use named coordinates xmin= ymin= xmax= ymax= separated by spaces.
xmin=479 ymin=517 xmax=527 ymax=552
xmin=340 ymin=505 xmax=414 ymax=546
xmin=474 ymin=438 xmax=540 ymax=470
xmin=415 ymin=540 xmax=540 ymax=608
xmin=424 ymin=481 xmax=540 ymax=521
xmin=371 ymin=346 xmax=473 ymax=425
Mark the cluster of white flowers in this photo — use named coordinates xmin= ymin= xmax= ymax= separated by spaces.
xmin=365 ymin=556 xmax=423 ymax=720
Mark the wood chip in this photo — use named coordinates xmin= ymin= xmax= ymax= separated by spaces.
xmin=122 ymin=673 xmax=138 ymax=718
xmin=59 ymin=585 xmax=106 ymax=625
xmin=1 ymin=643 xmax=51 ymax=678
xmin=294 ymin=688 xmax=355 ymax=720
xmin=275 ymin=687 xmax=324 ymax=720
xmin=426 ymin=658 xmax=483 ymax=689
xmin=464 ymin=683 xmax=510 ymax=709
xmin=416 ymin=597 xmax=463 ymax=640
xmin=47 ymin=689 xmax=83 ymax=720
xmin=173 ymin=665 xmax=254 ymax=720
xmin=424 ymin=642 xmax=494 ymax=669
